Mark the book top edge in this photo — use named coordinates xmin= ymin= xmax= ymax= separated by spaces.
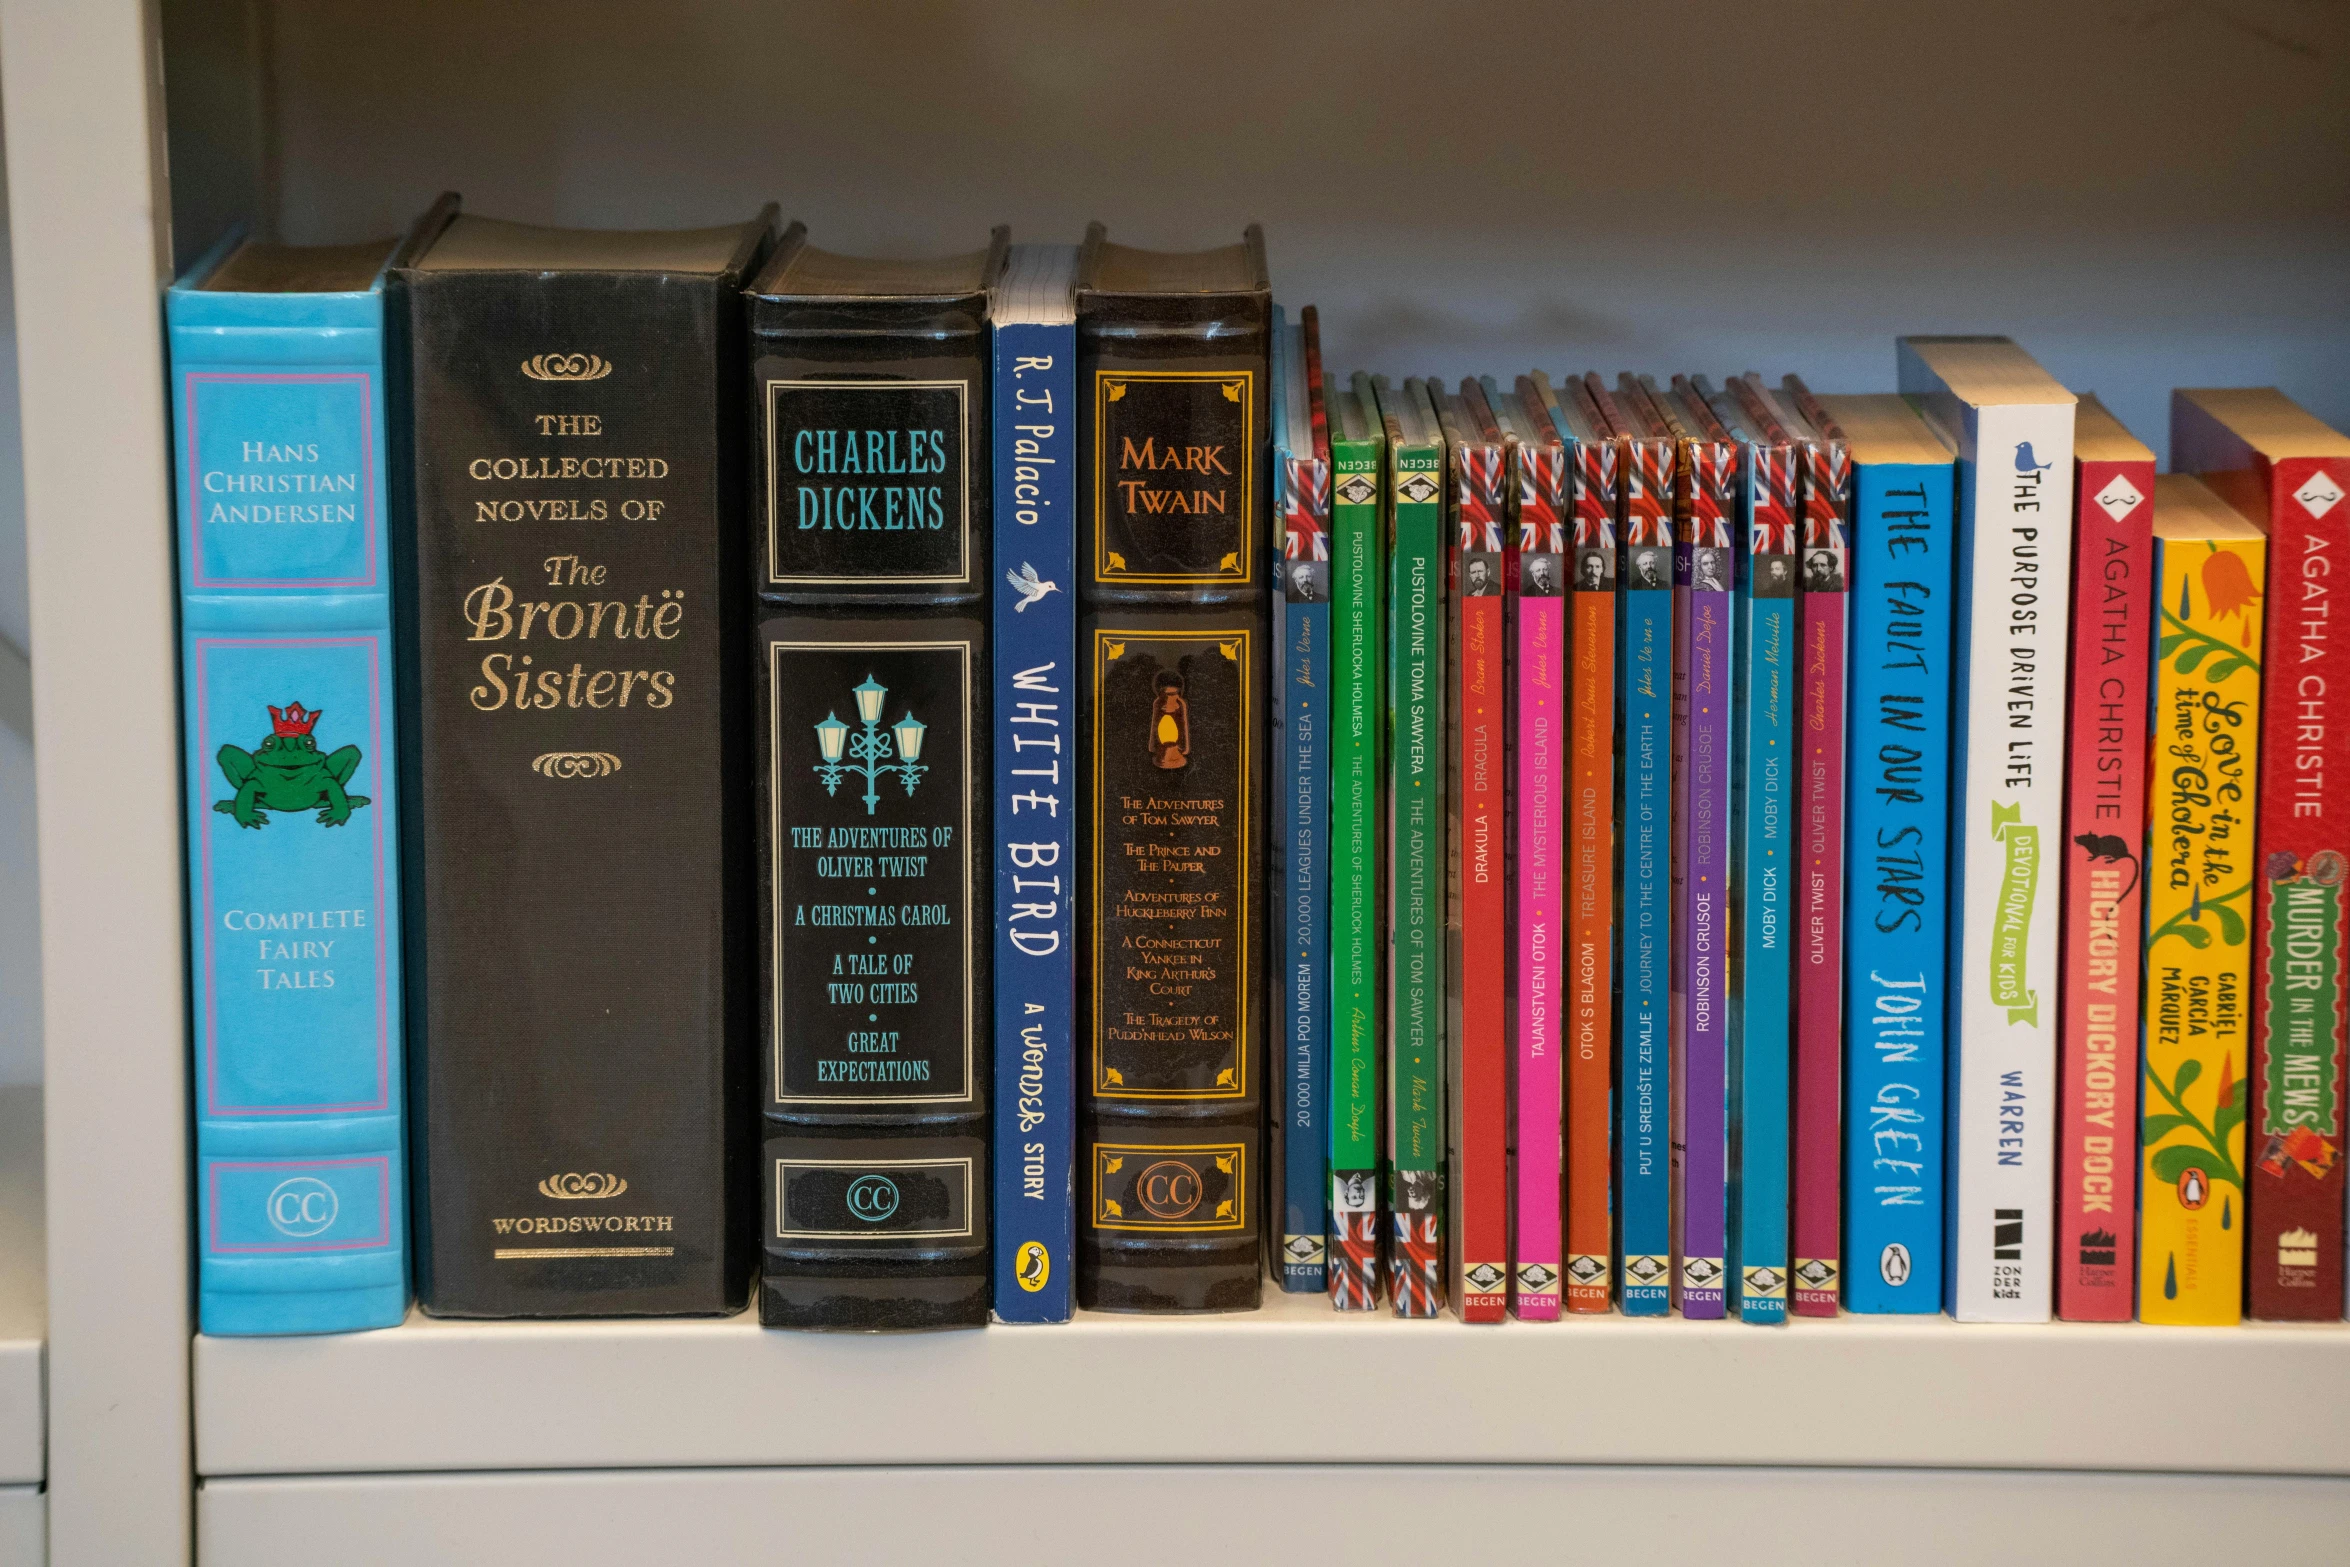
xmin=2176 ymin=386 xmax=2350 ymax=460
xmin=189 ymin=238 xmax=399 ymax=296
xmin=1899 ymin=335 xmax=2075 ymax=407
xmin=2153 ymin=472 xmax=2265 ymax=539
xmin=2074 ymin=392 xmax=2156 ymax=464
xmin=1078 ymin=224 xmax=1269 ymax=298
xmin=415 ymin=213 xmax=770 ymax=277
xmin=1813 ymin=393 xmax=1954 ymax=467
xmin=752 ymin=224 xmax=1007 ymax=300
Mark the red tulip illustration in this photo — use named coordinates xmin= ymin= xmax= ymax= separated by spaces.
xmin=2201 ymin=546 xmax=2262 ymax=628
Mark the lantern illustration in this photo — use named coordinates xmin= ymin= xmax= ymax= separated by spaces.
xmin=812 ymin=674 xmax=927 ymax=814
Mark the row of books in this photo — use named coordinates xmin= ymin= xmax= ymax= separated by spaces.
xmin=170 ymin=202 xmax=2350 ymax=1336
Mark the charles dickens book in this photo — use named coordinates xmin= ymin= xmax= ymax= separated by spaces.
xmin=1898 ymin=336 xmax=2075 ymax=1322
xmin=1375 ymin=375 xmax=1448 ymax=1319
xmin=2140 ymin=474 xmax=2266 ymax=1326
xmin=394 ymin=204 xmax=775 ymax=1317
xmin=1270 ymin=308 xmax=1332 ymax=1293
xmin=1771 ymin=374 xmax=1852 ymax=1319
xmin=2056 ymin=395 xmax=2156 ymax=1322
xmin=1438 ymin=380 xmax=1510 ymax=1324
xmin=1532 ymin=371 xmax=1619 ymax=1314
xmin=989 ymin=243 xmax=1079 ymax=1324
xmin=1075 ymin=226 xmax=1270 ymax=1313
xmin=749 ymin=226 xmax=1006 ymax=1330
xmin=1817 ymin=393 xmax=1956 ymax=1314
xmin=1326 ymin=372 xmax=1386 ymax=1311
xmin=1586 ymin=372 xmax=1674 ymax=1315
xmin=172 ymin=226 xmax=421 ymax=1335
xmin=2174 ymin=387 xmax=2350 ymax=1321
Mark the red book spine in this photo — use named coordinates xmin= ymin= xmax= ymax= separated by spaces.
xmin=1565 ymin=426 xmax=1618 ymax=1311
xmin=2055 ymin=453 xmax=2155 ymax=1321
xmin=2246 ymin=454 xmax=2350 ymax=1319
xmin=1455 ymin=436 xmax=1510 ymax=1322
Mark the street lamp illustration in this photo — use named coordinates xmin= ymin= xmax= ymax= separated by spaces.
xmin=812 ymin=675 xmax=927 ymax=815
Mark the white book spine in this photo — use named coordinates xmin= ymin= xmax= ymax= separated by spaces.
xmin=1943 ymin=399 xmax=2075 ymax=1321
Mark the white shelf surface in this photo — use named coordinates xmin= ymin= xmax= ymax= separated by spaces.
xmin=198 ymin=1284 xmax=2350 ymax=1479
xmin=0 ymin=1085 xmax=42 ymax=1486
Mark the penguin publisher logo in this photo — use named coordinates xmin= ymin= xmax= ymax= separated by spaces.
xmin=1880 ymin=1242 xmax=1912 ymax=1287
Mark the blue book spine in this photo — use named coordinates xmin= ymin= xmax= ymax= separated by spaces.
xmin=1841 ymin=457 xmax=1956 ymax=1313
xmin=1617 ymin=507 xmax=1675 ymax=1314
xmin=1728 ymin=444 xmax=1796 ymax=1325
xmin=990 ymin=249 xmax=1079 ymax=1322
xmin=1273 ymin=321 xmax=1332 ymax=1291
xmin=171 ymin=245 xmax=407 ymax=1336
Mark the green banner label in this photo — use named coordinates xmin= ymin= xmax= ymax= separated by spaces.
xmin=1988 ymin=801 xmax=2041 ymax=1025
xmin=2262 ymin=869 xmax=2344 ymax=1141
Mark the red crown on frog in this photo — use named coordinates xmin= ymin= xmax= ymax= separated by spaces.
xmin=268 ymin=702 xmax=322 ymax=737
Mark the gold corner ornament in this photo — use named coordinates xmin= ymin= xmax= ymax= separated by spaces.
xmin=1213 ymin=1153 xmax=1235 ymax=1175
xmin=1986 ymin=800 xmax=2041 ymax=1025
xmin=1106 ymin=383 xmax=1127 ymax=402
xmin=1106 ymin=552 xmax=1128 ymax=572
xmin=1102 ymin=1155 xmax=1124 ymax=1175
xmin=1221 ymin=381 xmax=1243 ymax=403
xmin=538 ymin=1171 xmax=629 ymax=1200
xmin=520 ymin=352 xmax=613 ymax=382
xmin=1218 ymin=642 xmax=1239 ymax=662
xmin=1218 ymin=553 xmax=1240 ymax=572
xmin=1104 ymin=641 xmax=1126 ymax=661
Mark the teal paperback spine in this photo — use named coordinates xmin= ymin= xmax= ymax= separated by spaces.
xmin=171 ymin=229 xmax=415 ymax=1335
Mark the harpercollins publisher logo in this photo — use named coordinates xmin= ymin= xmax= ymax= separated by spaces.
xmin=265 ymin=1176 xmax=338 ymax=1237
xmin=520 ymin=352 xmax=613 ymax=382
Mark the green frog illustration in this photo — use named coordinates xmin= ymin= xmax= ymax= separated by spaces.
xmin=214 ymin=702 xmax=368 ymax=828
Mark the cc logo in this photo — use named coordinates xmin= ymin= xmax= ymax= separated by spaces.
xmin=1137 ymin=1160 xmax=1203 ymax=1219
xmin=266 ymin=1176 xmax=339 ymax=1238
xmin=846 ymin=1174 xmax=900 ymax=1223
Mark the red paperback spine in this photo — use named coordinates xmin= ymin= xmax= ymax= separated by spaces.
xmin=2054 ymin=437 xmax=2155 ymax=1321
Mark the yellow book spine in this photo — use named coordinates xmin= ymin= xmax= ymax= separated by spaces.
xmin=2140 ymin=533 xmax=2266 ymax=1323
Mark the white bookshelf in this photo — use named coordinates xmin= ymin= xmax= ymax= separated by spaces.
xmin=0 ymin=1084 xmax=43 ymax=1565
xmin=6 ymin=1 xmax=2350 ymax=1561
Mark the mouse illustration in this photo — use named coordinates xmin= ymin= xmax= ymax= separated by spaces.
xmin=2073 ymin=832 xmax=2141 ymax=899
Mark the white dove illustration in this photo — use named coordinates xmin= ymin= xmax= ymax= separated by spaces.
xmin=1006 ymin=561 xmax=1061 ymax=612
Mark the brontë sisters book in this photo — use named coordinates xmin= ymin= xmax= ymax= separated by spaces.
xmin=173 ymin=225 xmax=421 ymax=1335
xmin=750 ymin=225 xmax=1006 ymax=1330
xmin=989 ymin=244 xmax=1079 ymax=1324
xmin=394 ymin=203 xmax=774 ymax=1316
xmin=1075 ymin=226 xmax=1270 ymax=1313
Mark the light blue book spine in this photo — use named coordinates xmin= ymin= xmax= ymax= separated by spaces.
xmin=171 ymin=241 xmax=406 ymax=1335
xmin=1271 ymin=316 xmax=1332 ymax=1291
xmin=1728 ymin=441 xmax=1795 ymax=1325
xmin=1616 ymin=471 xmax=1675 ymax=1315
xmin=1841 ymin=454 xmax=1956 ymax=1313
xmin=990 ymin=244 xmax=1080 ymax=1323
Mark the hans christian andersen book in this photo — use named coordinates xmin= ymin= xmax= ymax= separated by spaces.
xmin=1437 ymin=380 xmax=1511 ymax=1323
xmin=1326 ymin=372 xmax=1387 ymax=1310
xmin=1584 ymin=373 xmax=1674 ymax=1314
xmin=1374 ymin=375 xmax=1448 ymax=1318
xmin=173 ymin=227 xmax=422 ymax=1335
xmin=990 ymin=243 xmax=1079 ymax=1324
xmin=394 ymin=204 xmax=774 ymax=1317
xmin=1631 ymin=375 xmax=1734 ymax=1321
xmin=1689 ymin=376 xmax=1795 ymax=1325
xmin=1270 ymin=309 xmax=1333 ymax=1292
xmin=1899 ymin=336 xmax=2076 ymax=1322
xmin=1531 ymin=372 xmax=1620 ymax=1314
xmin=1076 ymin=227 xmax=1270 ymax=1313
xmin=1771 ymin=374 xmax=1853 ymax=1317
xmin=1489 ymin=374 xmax=1568 ymax=1319
xmin=2054 ymin=394 xmax=2156 ymax=1322
xmin=2174 ymin=387 xmax=2350 ymax=1321
xmin=2139 ymin=473 xmax=2266 ymax=1325
xmin=751 ymin=225 xmax=1005 ymax=1330
xmin=1815 ymin=393 xmax=1957 ymax=1313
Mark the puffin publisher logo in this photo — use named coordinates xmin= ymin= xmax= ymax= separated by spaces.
xmin=1015 ymin=1240 xmax=1050 ymax=1292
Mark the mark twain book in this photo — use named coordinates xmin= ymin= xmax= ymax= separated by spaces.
xmin=2173 ymin=386 xmax=2350 ymax=1321
xmin=1817 ymin=392 xmax=1956 ymax=1314
xmin=1326 ymin=372 xmax=1387 ymax=1311
xmin=394 ymin=203 xmax=775 ymax=1316
xmin=1438 ymin=380 xmax=1511 ymax=1323
xmin=1586 ymin=373 xmax=1674 ymax=1315
xmin=750 ymin=225 xmax=1006 ymax=1330
xmin=2139 ymin=473 xmax=2266 ymax=1325
xmin=2055 ymin=394 xmax=2156 ymax=1322
xmin=989 ymin=243 xmax=1079 ymax=1324
xmin=172 ymin=225 xmax=421 ymax=1335
xmin=1075 ymin=226 xmax=1270 ymax=1313
xmin=1899 ymin=335 xmax=2076 ymax=1322
xmin=1375 ymin=375 xmax=1448 ymax=1318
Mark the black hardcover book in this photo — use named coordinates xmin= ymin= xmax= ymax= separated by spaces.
xmin=393 ymin=202 xmax=776 ymax=1316
xmin=747 ymin=226 xmax=1006 ymax=1329
xmin=1075 ymin=224 xmax=1271 ymax=1312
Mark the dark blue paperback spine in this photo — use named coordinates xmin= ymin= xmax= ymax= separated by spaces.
xmin=990 ymin=247 xmax=1079 ymax=1322
xmin=1841 ymin=451 xmax=1955 ymax=1314
xmin=1273 ymin=315 xmax=1333 ymax=1290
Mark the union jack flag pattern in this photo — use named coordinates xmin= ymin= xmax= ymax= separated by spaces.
xmin=1457 ymin=440 xmax=1507 ymax=554
xmin=1391 ymin=1172 xmax=1445 ymax=1319
xmin=1519 ymin=441 xmax=1570 ymax=556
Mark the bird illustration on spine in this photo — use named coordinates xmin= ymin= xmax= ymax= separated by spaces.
xmin=811 ymin=676 xmax=926 ymax=815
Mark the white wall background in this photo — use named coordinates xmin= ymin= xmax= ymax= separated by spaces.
xmin=247 ymin=0 xmax=2350 ymax=462
xmin=0 ymin=72 xmax=36 ymax=1088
